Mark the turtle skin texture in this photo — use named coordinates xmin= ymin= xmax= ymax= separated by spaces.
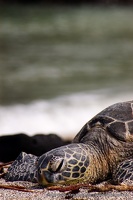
xmin=5 ymin=100 xmax=133 ymax=186
xmin=5 ymin=152 xmax=38 ymax=183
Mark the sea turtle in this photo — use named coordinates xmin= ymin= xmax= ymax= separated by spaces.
xmin=5 ymin=100 xmax=133 ymax=186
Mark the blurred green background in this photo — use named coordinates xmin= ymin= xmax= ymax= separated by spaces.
xmin=0 ymin=6 xmax=133 ymax=105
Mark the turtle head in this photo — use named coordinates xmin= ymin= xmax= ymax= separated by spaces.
xmin=37 ymin=144 xmax=89 ymax=186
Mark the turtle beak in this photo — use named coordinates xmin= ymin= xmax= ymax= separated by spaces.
xmin=38 ymin=169 xmax=52 ymax=186
xmin=37 ymin=151 xmax=66 ymax=186
xmin=38 ymin=168 xmax=63 ymax=186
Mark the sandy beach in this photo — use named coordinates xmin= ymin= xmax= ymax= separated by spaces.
xmin=0 ymin=178 xmax=133 ymax=200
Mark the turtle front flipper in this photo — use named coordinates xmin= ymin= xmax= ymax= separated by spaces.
xmin=113 ymin=159 xmax=133 ymax=184
xmin=5 ymin=152 xmax=38 ymax=183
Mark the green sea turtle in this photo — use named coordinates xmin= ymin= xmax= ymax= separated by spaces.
xmin=5 ymin=100 xmax=133 ymax=186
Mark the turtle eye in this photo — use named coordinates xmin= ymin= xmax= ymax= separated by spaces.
xmin=49 ymin=157 xmax=64 ymax=173
xmin=38 ymin=167 xmax=42 ymax=174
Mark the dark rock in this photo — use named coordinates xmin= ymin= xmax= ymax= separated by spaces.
xmin=0 ymin=133 xmax=70 ymax=162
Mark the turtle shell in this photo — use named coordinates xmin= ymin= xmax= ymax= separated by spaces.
xmin=73 ymin=100 xmax=133 ymax=143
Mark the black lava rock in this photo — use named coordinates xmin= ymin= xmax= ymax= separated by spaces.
xmin=0 ymin=133 xmax=70 ymax=162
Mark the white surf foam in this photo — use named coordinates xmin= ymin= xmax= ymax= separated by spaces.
xmin=0 ymin=90 xmax=132 ymax=139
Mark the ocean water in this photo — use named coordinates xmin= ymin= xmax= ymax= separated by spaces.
xmin=0 ymin=6 xmax=133 ymax=139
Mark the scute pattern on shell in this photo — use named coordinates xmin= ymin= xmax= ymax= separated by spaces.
xmin=73 ymin=100 xmax=133 ymax=143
